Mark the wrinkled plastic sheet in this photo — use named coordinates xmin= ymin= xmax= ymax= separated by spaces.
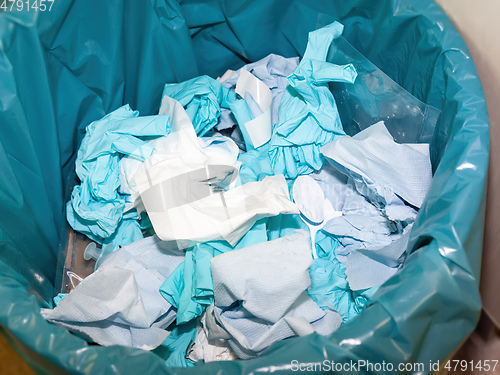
xmin=327 ymin=36 xmax=441 ymax=144
xmin=0 ymin=0 xmax=489 ymax=374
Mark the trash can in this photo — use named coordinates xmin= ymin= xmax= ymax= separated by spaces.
xmin=0 ymin=0 xmax=489 ymax=373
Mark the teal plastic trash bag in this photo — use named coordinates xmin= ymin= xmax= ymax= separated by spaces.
xmin=0 ymin=0 xmax=489 ymax=373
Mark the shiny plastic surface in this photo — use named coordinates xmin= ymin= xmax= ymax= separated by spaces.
xmin=0 ymin=0 xmax=489 ymax=373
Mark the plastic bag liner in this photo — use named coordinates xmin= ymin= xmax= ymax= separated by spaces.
xmin=0 ymin=0 xmax=489 ymax=373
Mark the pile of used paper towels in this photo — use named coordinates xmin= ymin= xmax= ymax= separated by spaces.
xmin=41 ymin=21 xmax=432 ymax=367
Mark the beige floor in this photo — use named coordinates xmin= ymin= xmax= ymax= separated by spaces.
xmin=0 ymin=332 xmax=34 ymax=375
